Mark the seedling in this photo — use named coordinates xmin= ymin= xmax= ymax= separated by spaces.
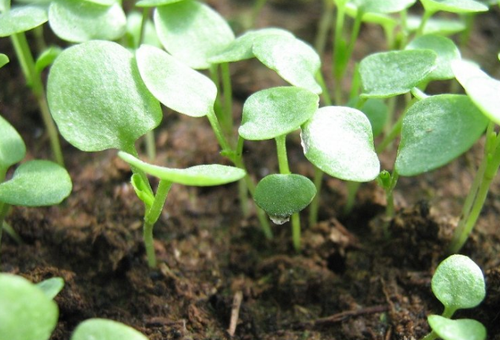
xmin=422 ymin=254 xmax=486 ymax=340
xmin=0 ymin=115 xmax=72 ymax=257
xmin=47 ymin=40 xmax=245 ymax=268
xmin=0 ymin=274 xmax=60 ymax=340
xmin=71 ymin=319 xmax=149 ymax=340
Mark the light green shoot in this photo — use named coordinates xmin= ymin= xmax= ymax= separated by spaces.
xmin=427 ymin=316 xmax=486 ymax=340
xmin=71 ymin=319 xmax=149 ymax=340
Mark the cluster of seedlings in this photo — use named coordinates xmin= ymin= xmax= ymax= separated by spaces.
xmin=1 ymin=0 xmax=499 ymax=338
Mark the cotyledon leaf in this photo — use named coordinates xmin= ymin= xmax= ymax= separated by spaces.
xmin=0 ymin=115 xmax=26 ymax=171
xmin=428 ymin=316 xmax=486 ymax=340
xmin=0 ymin=4 xmax=48 ymax=37
xmin=349 ymin=0 xmax=416 ymax=13
xmin=420 ymin=0 xmax=488 ymax=13
xmin=136 ymin=0 xmax=185 ymax=7
xmin=71 ymin=319 xmax=148 ymax=340
xmin=47 ymin=40 xmax=162 ymax=152
xmin=136 ymin=44 xmax=217 ymax=117
xmin=0 ymin=53 xmax=8 ymax=68
xmin=301 ymin=106 xmax=380 ymax=182
xmin=119 ymin=152 xmax=246 ymax=186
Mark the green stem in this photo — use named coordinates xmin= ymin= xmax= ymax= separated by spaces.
xmin=421 ymin=331 xmax=439 ymax=340
xmin=10 ymin=32 xmax=64 ymax=166
xmin=383 ymin=170 xmax=399 ymax=238
xmin=220 ymin=62 xmax=234 ymax=138
xmin=275 ymin=134 xmax=290 ymax=174
xmin=344 ymin=181 xmax=361 ymax=215
xmin=250 ymin=0 xmax=268 ymax=28
xmin=415 ymin=10 xmax=433 ymax=38
xmin=143 ymin=179 xmax=173 ymax=268
xmin=333 ymin=2 xmax=347 ymax=104
xmin=0 ymin=202 xmax=11 ymax=265
xmin=459 ymin=13 xmax=475 ymax=48
xmin=376 ymin=112 xmax=403 ymax=154
xmin=308 ymin=166 xmax=323 ymax=227
xmin=2 ymin=222 xmax=23 ymax=245
xmin=291 ymin=213 xmax=301 ymax=251
xmin=314 ymin=0 xmax=334 ymax=56
xmin=316 ymin=70 xmax=332 ymax=106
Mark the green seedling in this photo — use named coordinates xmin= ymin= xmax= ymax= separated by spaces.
xmin=422 ymin=254 xmax=486 ymax=340
xmin=0 ymin=3 xmax=64 ymax=165
xmin=0 ymin=274 xmax=60 ymax=340
xmin=239 ymin=86 xmax=319 ymax=250
xmin=0 ymin=53 xmax=7 ymax=68
xmin=0 ymin=115 xmax=72 ymax=257
xmin=446 ymin=60 xmax=500 ymax=253
xmin=48 ymin=0 xmax=126 ymax=43
xmin=36 ymin=277 xmax=65 ymax=300
xmin=47 ymin=40 xmax=245 ymax=268
xmin=71 ymin=319 xmax=149 ymax=340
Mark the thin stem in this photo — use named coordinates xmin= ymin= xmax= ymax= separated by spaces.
xmin=333 ymin=2 xmax=346 ymax=104
xmin=0 ymin=202 xmax=11 ymax=264
xmin=291 ymin=213 xmax=301 ymax=251
xmin=415 ymin=10 xmax=433 ymax=38
xmin=308 ymin=166 xmax=323 ymax=227
xmin=275 ymin=134 xmax=290 ymax=174
xmin=220 ymin=62 xmax=234 ymax=138
xmin=376 ymin=113 xmax=403 ymax=154
xmin=144 ymin=179 xmax=173 ymax=268
xmin=314 ymin=0 xmax=334 ymax=56
xmin=10 ymin=32 xmax=64 ymax=166
xmin=344 ymin=181 xmax=361 ymax=215
xmin=144 ymin=130 xmax=156 ymax=161
xmin=383 ymin=170 xmax=399 ymax=238
xmin=250 ymin=0 xmax=268 ymax=28
xmin=316 ymin=70 xmax=332 ymax=106
xmin=421 ymin=331 xmax=439 ymax=340
xmin=2 ymin=222 xmax=22 ymax=245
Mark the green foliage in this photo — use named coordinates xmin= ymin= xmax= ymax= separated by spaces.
xmin=254 ymin=174 xmax=316 ymax=224
xmin=427 ymin=315 xmax=486 ymax=340
xmin=119 ymin=152 xmax=246 ymax=186
xmin=0 ymin=115 xmax=26 ymax=170
xmin=0 ymin=274 xmax=59 ymax=340
xmin=420 ymin=0 xmax=488 ymax=13
xmin=360 ymin=49 xmax=437 ymax=98
xmin=154 ymin=0 xmax=234 ymax=69
xmin=432 ymin=255 xmax=486 ymax=315
xmin=301 ymin=106 xmax=380 ymax=182
xmin=239 ymin=86 xmax=319 ymax=140
xmin=36 ymin=277 xmax=65 ymax=300
xmin=395 ymin=95 xmax=488 ymax=176
xmin=136 ymin=0 xmax=184 ymax=7
xmin=71 ymin=319 xmax=148 ymax=340
xmin=48 ymin=0 xmax=126 ymax=42
xmin=0 ymin=4 xmax=48 ymax=37
xmin=34 ymin=46 xmax=62 ymax=76
xmin=349 ymin=0 xmax=416 ymax=13
xmin=47 ymin=40 xmax=162 ymax=152
xmin=136 ymin=44 xmax=217 ymax=117
xmin=125 ymin=11 xmax=160 ymax=48
xmin=406 ymin=15 xmax=466 ymax=35
xmin=0 ymin=53 xmax=8 ymax=68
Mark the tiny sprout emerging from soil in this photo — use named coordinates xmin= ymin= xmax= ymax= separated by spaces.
xmin=422 ymin=254 xmax=486 ymax=340
xmin=71 ymin=319 xmax=148 ymax=340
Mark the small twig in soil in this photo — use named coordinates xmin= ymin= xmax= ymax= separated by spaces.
xmin=227 ymin=290 xmax=243 ymax=337
xmin=310 ymin=305 xmax=389 ymax=328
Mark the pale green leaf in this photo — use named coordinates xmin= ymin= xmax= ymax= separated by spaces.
xmin=154 ymin=0 xmax=234 ymax=69
xmin=0 ymin=4 xmax=47 ymax=37
xmin=83 ymin=0 xmax=118 ymax=5
xmin=345 ymin=3 xmax=397 ymax=26
xmin=126 ymin=11 xmax=160 ymax=48
xmin=360 ymin=49 xmax=437 ymax=98
xmin=301 ymin=106 xmax=380 ymax=182
xmin=0 ymin=115 xmax=26 ymax=170
xmin=428 ymin=316 xmax=486 ymax=340
xmin=209 ymin=28 xmax=294 ymax=64
xmin=239 ymin=86 xmax=319 ymax=140
xmin=420 ymin=0 xmax=488 ymax=13
xmin=0 ymin=160 xmax=72 ymax=206
xmin=432 ymin=255 xmax=485 ymax=312
xmin=350 ymin=0 xmax=416 ymax=13
xmin=47 ymin=41 xmax=162 ymax=152
xmin=254 ymin=174 xmax=316 ymax=222
xmin=395 ymin=95 xmax=487 ymax=176
xmin=136 ymin=0 xmax=185 ymax=7
xmin=253 ymin=34 xmax=322 ymax=94
xmin=406 ymin=34 xmax=460 ymax=81
xmin=136 ymin=44 xmax=216 ymax=117
xmin=48 ymin=0 xmax=126 ymax=43
xmin=35 ymin=46 xmax=62 ymax=76
xmin=119 ymin=152 xmax=246 ymax=186
xmin=0 ymin=53 xmax=8 ymax=68
xmin=453 ymin=60 xmax=500 ymax=125
xmin=359 ymin=99 xmax=388 ymax=137
xmin=407 ymin=15 xmax=465 ymax=35
xmin=0 ymin=274 xmax=58 ymax=340
xmin=71 ymin=319 xmax=148 ymax=340
xmin=36 ymin=277 xmax=64 ymax=300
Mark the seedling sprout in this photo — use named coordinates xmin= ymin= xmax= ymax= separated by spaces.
xmin=71 ymin=319 xmax=149 ymax=340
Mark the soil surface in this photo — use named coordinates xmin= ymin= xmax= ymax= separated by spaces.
xmin=1 ymin=1 xmax=500 ymax=339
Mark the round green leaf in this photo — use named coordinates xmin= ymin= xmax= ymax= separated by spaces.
xmin=36 ymin=277 xmax=65 ymax=300
xmin=395 ymin=95 xmax=488 ymax=176
xmin=154 ymin=0 xmax=235 ymax=69
xmin=432 ymin=255 xmax=485 ymax=313
xmin=209 ymin=28 xmax=294 ymax=64
xmin=428 ymin=316 xmax=486 ymax=340
xmin=48 ymin=0 xmax=126 ymax=43
xmin=406 ymin=15 xmax=465 ymax=35
xmin=420 ymin=0 xmax=488 ymax=13
xmin=0 ymin=274 xmax=58 ymax=340
xmin=254 ymin=174 xmax=316 ymax=223
xmin=253 ymin=34 xmax=322 ymax=94
xmin=406 ymin=34 xmax=460 ymax=81
xmin=360 ymin=49 xmax=437 ymax=98
xmin=47 ymin=40 xmax=162 ymax=152
xmin=345 ymin=3 xmax=397 ymax=27
xmin=350 ymin=0 xmax=416 ymax=13
xmin=136 ymin=44 xmax=217 ymax=117
xmin=0 ymin=160 xmax=72 ymax=206
xmin=136 ymin=0 xmax=185 ymax=7
xmin=0 ymin=53 xmax=8 ymax=68
xmin=239 ymin=86 xmax=319 ymax=140
xmin=301 ymin=106 xmax=380 ymax=182
xmin=71 ymin=319 xmax=148 ymax=340
xmin=453 ymin=60 xmax=500 ymax=125
xmin=0 ymin=5 xmax=48 ymax=37
xmin=0 ymin=115 xmax=26 ymax=170
xmin=35 ymin=46 xmax=62 ymax=76
xmin=118 ymin=152 xmax=245 ymax=186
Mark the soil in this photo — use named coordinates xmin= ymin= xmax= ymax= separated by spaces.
xmin=1 ymin=1 xmax=500 ymax=339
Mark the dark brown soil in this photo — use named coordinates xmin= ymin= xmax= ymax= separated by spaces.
xmin=1 ymin=1 xmax=500 ymax=339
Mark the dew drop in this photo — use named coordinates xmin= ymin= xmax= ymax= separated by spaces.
xmin=269 ymin=215 xmax=290 ymax=225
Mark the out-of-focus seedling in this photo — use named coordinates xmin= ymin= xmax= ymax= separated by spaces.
xmin=71 ymin=319 xmax=149 ymax=340
xmin=422 ymin=254 xmax=486 ymax=340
